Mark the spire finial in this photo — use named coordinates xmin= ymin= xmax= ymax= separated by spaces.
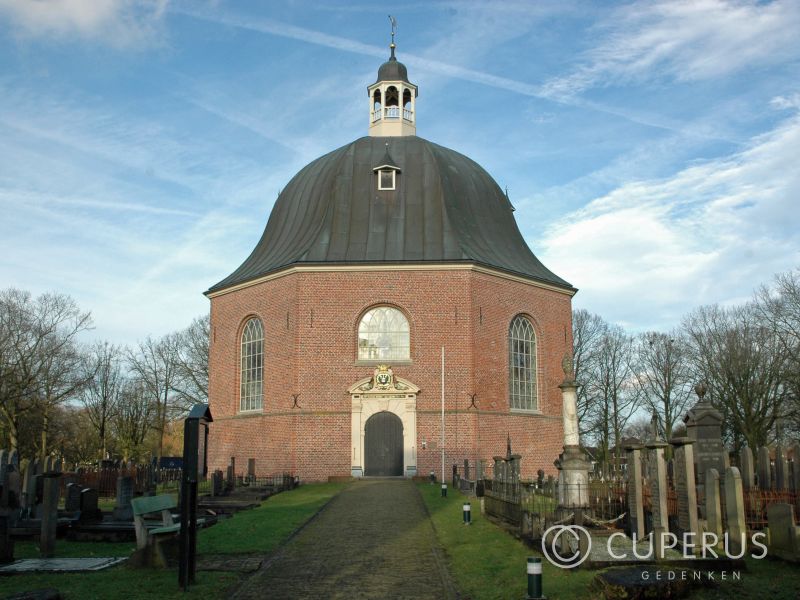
xmin=388 ymin=15 xmax=397 ymax=59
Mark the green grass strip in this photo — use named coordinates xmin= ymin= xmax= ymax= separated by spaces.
xmin=418 ymin=483 xmax=595 ymax=600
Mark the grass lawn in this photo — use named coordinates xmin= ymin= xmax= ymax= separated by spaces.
xmin=419 ymin=484 xmax=800 ymax=600
xmin=688 ymin=556 xmax=800 ymax=599
xmin=0 ymin=482 xmax=345 ymax=599
xmin=197 ymin=482 xmax=344 ymax=555
xmin=418 ymin=483 xmax=596 ymax=600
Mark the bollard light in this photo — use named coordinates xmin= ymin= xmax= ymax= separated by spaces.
xmin=430 ymin=471 xmax=436 ymax=485
xmin=441 ymin=483 xmax=447 ymax=498
xmin=526 ymin=557 xmax=544 ymax=599
xmin=462 ymin=502 xmax=471 ymax=525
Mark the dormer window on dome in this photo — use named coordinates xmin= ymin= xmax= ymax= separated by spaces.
xmin=368 ymin=19 xmax=417 ymax=137
xmin=373 ymin=145 xmax=401 ymax=190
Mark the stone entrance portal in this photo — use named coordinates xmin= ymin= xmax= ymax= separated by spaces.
xmin=349 ymin=366 xmax=419 ymax=478
xmin=364 ymin=412 xmax=403 ymax=476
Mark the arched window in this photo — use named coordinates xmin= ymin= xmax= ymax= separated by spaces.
xmin=509 ymin=315 xmax=537 ymax=411
xmin=240 ymin=318 xmax=263 ymax=411
xmin=358 ymin=306 xmax=410 ymax=361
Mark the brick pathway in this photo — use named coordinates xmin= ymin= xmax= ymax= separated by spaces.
xmin=232 ymin=479 xmax=458 ymax=600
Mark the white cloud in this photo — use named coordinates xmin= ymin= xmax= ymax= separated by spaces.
xmin=0 ymin=0 xmax=168 ymax=47
xmin=771 ymin=93 xmax=800 ymax=111
xmin=540 ymin=112 xmax=800 ymax=330
xmin=540 ymin=0 xmax=800 ymax=98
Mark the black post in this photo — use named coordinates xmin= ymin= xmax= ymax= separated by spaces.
xmin=179 ymin=404 xmax=212 ymax=591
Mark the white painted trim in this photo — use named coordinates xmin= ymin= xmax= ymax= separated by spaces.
xmin=207 ymin=263 xmax=576 ymax=299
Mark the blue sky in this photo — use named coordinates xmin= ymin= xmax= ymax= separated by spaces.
xmin=1 ymin=0 xmax=799 ymax=344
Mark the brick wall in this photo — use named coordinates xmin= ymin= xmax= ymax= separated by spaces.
xmin=207 ymin=267 xmax=572 ymax=481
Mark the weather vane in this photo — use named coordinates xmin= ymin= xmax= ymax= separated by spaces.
xmin=388 ymin=15 xmax=397 ymax=57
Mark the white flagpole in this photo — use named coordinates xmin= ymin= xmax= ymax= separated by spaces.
xmin=441 ymin=346 xmax=445 ymax=484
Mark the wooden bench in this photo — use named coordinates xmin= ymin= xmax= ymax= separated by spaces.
xmin=129 ymin=495 xmax=182 ymax=567
xmin=131 ymin=494 xmax=180 ymax=550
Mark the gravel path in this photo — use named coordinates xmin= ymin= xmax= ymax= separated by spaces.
xmin=232 ymin=479 xmax=458 ymax=600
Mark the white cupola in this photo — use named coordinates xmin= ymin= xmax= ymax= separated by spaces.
xmin=368 ymin=19 xmax=417 ymax=137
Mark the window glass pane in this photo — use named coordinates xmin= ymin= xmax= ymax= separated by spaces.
xmin=240 ymin=318 xmax=263 ymax=411
xmin=508 ymin=316 xmax=537 ymax=410
xmin=380 ymin=170 xmax=394 ymax=189
xmin=358 ymin=306 xmax=410 ymax=360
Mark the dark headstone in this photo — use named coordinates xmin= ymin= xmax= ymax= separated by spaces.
xmin=39 ymin=474 xmax=59 ymax=558
xmin=79 ymin=488 xmax=101 ymax=523
xmin=247 ymin=458 xmax=256 ymax=480
xmin=0 ymin=514 xmax=14 ymax=564
xmin=211 ymin=470 xmax=223 ymax=496
xmin=65 ymin=483 xmax=82 ymax=513
xmin=112 ymin=476 xmax=134 ymax=521
xmin=684 ymin=390 xmax=726 ymax=490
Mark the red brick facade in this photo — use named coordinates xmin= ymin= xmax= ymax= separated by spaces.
xmin=207 ymin=266 xmax=573 ymax=481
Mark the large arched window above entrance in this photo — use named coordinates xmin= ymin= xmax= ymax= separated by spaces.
xmin=509 ymin=315 xmax=537 ymax=411
xmin=358 ymin=306 xmax=410 ymax=361
xmin=240 ymin=318 xmax=263 ymax=412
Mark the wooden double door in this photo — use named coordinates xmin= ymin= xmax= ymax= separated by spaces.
xmin=364 ymin=411 xmax=403 ymax=476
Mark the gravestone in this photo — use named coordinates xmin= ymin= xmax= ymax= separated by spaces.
xmin=65 ymin=483 xmax=82 ymax=513
xmin=39 ymin=474 xmax=60 ymax=558
xmin=671 ymin=437 xmax=699 ymax=547
xmin=112 ymin=476 xmax=134 ymax=521
xmin=646 ymin=437 xmax=670 ymax=536
xmin=740 ymin=446 xmax=755 ymax=489
xmin=463 ymin=459 xmax=470 ymax=481
xmin=0 ymin=450 xmax=7 ymax=499
xmin=723 ymin=467 xmax=747 ymax=557
xmin=705 ymin=468 xmax=722 ymax=539
xmin=792 ymin=444 xmax=800 ymax=492
xmin=766 ymin=503 xmax=800 ymax=561
xmin=625 ymin=444 xmax=645 ymax=540
xmin=776 ymin=446 xmax=788 ymax=490
xmin=509 ymin=454 xmax=521 ymax=483
xmin=79 ymin=488 xmax=101 ymax=523
xmin=757 ymin=446 xmax=771 ymax=489
xmin=211 ymin=470 xmax=223 ymax=496
xmin=247 ymin=458 xmax=256 ymax=481
xmin=4 ymin=467 xmax=20 ymax=509
xmin=477 ymin=460 xmax=485 ymax=482
xmin=684 ymin=384 xmax=726 ymax=499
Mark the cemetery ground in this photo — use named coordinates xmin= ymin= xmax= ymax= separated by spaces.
xmin=2 ymin=482 xmax=800 ymax=599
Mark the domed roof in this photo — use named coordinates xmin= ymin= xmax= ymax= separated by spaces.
xmin=375 ymin=56 xmax=411 ymax=85
xmin=208 ymin=136 xmax=572 ymax=293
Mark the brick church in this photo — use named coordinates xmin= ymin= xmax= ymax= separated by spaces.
xmin=205 ymin=39 xmax=576 ymax=482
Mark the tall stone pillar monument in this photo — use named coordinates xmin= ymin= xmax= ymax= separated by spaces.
xmin=555 ymin=354 xmax=591 ymax=519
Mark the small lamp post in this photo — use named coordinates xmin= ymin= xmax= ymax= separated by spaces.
xmin=441 ymin=483 xmax=447 ymax=498
xmin=179 ymin=403 xmax=213 ymax=591
xmin=462 ymin=501 xmax=471 ymax=525
xmin=526 ymin=557 xmax=544 ymax=599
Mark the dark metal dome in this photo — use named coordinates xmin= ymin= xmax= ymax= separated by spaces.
xmin=375 ymin=57 xmax=412 ymax=86
xmin=208 ymin=136 xmax=572 ymax=293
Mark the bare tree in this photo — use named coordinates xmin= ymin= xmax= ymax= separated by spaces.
xmin=172 ymin=315 xmax=209 ymax=406
xmin=127 ymin=335 xmax=181 ymax=463
xmin=635 ymin=331 xmax=693 ymax=444
xmin=755 ymin=268 xmax=800 ymax=437
xmin=572 ymin=309 xmax=606 ymax=440
xmin=0 ymin=289 xmax=92 ymax=453
xmin=111 ymin=377 xmax=155 ymax=462
xmin=81 ymin=341 xmax=124 ymax=459
xmin=683 ymin=303 xmax=789 ymax=452
xmin=582 ymin=323 xmax=640 ymax=476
